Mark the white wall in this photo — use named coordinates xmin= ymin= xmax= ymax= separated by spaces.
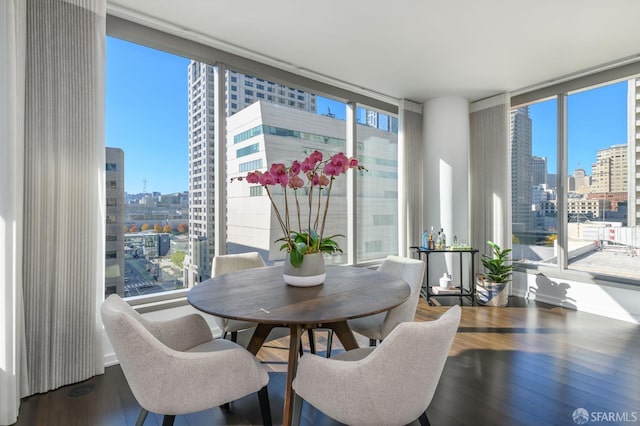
xmin=422 ymin=96 xmax=470 ymax=285
xmin=513 ymin=270 xmax=640 ymax=324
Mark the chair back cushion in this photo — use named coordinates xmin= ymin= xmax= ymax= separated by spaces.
xmin=211 ymin=251 xmax=266 ymax=277
xmin=210 ymin=252 xmax=266 ymax=332
xmin=294 ymin=305 xmax=461 ymax=426
xmin=377 ymin=255 xmax=426 ymax=337
xmin=101 ymin=294 xmax=268 ymax=414
xmin=365 ymin=305 xmax=461 ymax=422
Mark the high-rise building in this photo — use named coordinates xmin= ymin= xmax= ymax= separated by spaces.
xmin=511 ymin=106 xmax=533 ymax=231
xmin=226 ymin=101 xmax=398 ymax=261
xmin=569 ymin=168 xmax=592 ymax=195
xmin=185 ymin=63 xmax=317 ymax=286
xmin=105 ymin=147 xmax=125 ymax=297
xmin=531 ymin=156 xmax=547 ymax=186
xmin=591 ymin=144 xmax=627 ymax=193
xmin=628 ymin=79 xmax=640 ymax=226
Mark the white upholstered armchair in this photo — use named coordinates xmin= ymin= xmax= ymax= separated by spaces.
xmin=292 ymin=305 xmax=461 ymax=426
xmin=347 ymin=255 xmax=426 ymax=346
xmin=211 ymin=251 xmax=267 ymax=342
xmin=101 ymin=294 xmax=272 ymax=426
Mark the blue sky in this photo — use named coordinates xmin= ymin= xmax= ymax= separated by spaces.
xmin=106 ymin=37 xmax=190 ymax=194
xmin=107 ymin=37 xmax=354 ymax=195
xmin=107 ymin=37 xmax=630 ymax=194
xmin=529 ymin=81 xmax=628 ymax=175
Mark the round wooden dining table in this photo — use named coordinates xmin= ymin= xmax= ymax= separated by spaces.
xmin=188 ymin=264 xmax=410 ymax=426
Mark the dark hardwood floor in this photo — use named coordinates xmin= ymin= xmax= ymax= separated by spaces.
xmin=13 ymin=297 xmax=640 ymax=426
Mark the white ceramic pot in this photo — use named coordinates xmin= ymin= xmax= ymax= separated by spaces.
xmin=283 ymin=252 xmax=326 ymax=287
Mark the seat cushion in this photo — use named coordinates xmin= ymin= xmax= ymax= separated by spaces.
xmin=348 ymin=312 xmax=386 ymax=340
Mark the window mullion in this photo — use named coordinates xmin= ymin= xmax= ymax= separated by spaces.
xmin=346 ymin=102 xmax=357 ymax=265
xmin=557 ymin=93 xmax=568 ymax=270
xmin=214 ymin=63 xmax=227 ymax=257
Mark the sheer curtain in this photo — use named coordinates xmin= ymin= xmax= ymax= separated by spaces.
xmin=398 ymin=100 xmax=424 ymax=256
xmin=1 ymin=1 xmax=28 ymax=424
xmin=2 ymin=0 xmax=105 ymax=422
xmin=469 ymin=93 xmax=511 ymax=255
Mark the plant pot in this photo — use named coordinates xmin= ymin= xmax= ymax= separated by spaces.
xmin=283 ymin=252 xmax=326 ymax=287
xmin=476 ymin=274 xmax=509 ymax=307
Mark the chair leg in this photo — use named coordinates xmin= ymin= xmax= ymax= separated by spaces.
xmin=135 ymin=408 xmax=149 ymax=426
xmin=307 ymin=329 xmax=316 ymax=354
xmin=325 ymin=330 xmax=333 ymax=358
xmin=161 ymin=415 xmax=175 ymax=426
xmin=418 ymin=410 xmax=431 ymax=426
xmin=230 ymin=331 xmax=238 ymax=342
xmin=369 ymin=338 xmax=378 ymax=347
xmin=291 ymin=392 xmax=304 ymax=426
xmin=258 ymin=386 xmax=273 ymax=426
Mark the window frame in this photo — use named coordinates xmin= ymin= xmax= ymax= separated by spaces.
xmin=106 ymin=15 xmax=401 ymax=304
xmin=512 ymin=69 xmax=640 ymax=287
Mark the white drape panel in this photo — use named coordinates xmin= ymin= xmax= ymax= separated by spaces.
xmin=398 ymin=100 xmax=423 ymax=256
xmin=469 ymin=94 xmax=511 ymax=257
xmin=21 ymin=0 xmax=105 ymax=396
xmin=1 ymin=1 xmax=28 ymax=424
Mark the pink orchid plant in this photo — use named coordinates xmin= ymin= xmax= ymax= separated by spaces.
xmin=233 ymin=150 xmax=365 ymax=267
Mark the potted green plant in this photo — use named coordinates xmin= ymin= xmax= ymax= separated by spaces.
xmin=476 ymin=240 xmax=513 ymax=306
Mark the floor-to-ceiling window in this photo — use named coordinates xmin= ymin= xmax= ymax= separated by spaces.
xmin=511 ymin=98 xmax=557 ymax=265
xmin=106 ymin=37 xmax=190 ymax=297
xmin=355 ymin=106 xmax=399 ymax=262
xmin=512 ymin=76 xmax=640 ymax=283
xmin=106 ymin=20 xmax=400 ymax=298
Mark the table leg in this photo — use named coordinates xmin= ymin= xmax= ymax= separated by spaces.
xmin=246 ymin=323 xmax=277 ymax=355
xmin=282 ymin=324 xmax=303 ymax=426
xmin=248 ymin=322 xmax=358 ymax=426
xmin=324 ymin=321 xmax=359 ymax=350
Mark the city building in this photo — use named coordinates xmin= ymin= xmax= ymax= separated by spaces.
xmin=628 ymin=78 xmax=640 ymax=226
xmin=226 ymin=101 xmax=398 ymax=262
xmin=105 ymin=147 xmax=125 ymax=297
xmin=531 ymin=156 xmax=547 ymax=185
xmin=540 ymin=199 xmax=558 ymax=217
xmin=589 ymin=144 xmax=628 ymax=222
xmin=567 ymin=198 xmax=603 ymax=220
xmin=185 ymin=64 xmax=317 ymax=286
xmin=568 ymin=168 xmax=592 ymax=194
xmin=510 ymin=106 xmax=533 ymax=231
xmin=591 ymin=144 xmax=627 ymax=193
xmin=532 ymin=184 xmax=553 ymax=213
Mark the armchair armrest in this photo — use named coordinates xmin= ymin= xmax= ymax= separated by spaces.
xmin=123 ymin=325 xmax=268 ymax=415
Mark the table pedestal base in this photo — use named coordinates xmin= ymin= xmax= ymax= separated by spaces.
xmin=246 ymin=322 xmax=359 ymax=426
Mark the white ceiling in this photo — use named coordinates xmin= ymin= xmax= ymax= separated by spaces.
xmin=107 ymin=0 xmax=640 ymax=103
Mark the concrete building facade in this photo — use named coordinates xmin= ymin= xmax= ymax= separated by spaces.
xmin=105 ymin=147 xmax=125 ymax=297
xmin=531 ymin=156 xmax=547 ymax=186
xmin=226 ymin=101 xmax=398 ymax=263
xmin=185 ymin=63 xmax=317 ymax=286
xmin=592 ymin=144 xmax=627 ymax=193
xmin=511 ymin=106 xmax=533 ymax=231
